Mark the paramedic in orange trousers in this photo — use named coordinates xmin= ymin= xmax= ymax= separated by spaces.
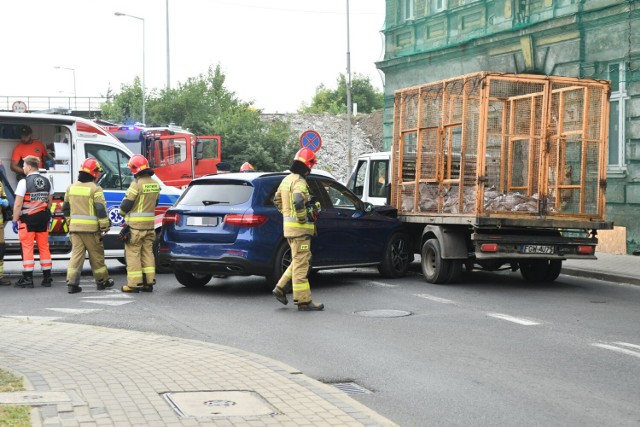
xmin=12 ymin=155 xmax=53 ymax=288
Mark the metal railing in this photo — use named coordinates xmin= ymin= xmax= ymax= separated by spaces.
xmin=1 ymin=95 xmax=109 ymax=114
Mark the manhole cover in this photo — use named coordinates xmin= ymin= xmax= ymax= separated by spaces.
xmin=162 ymin=391 xmax=278 ymax=418
xmin=354 ymin=309 xmax=412 ymax=318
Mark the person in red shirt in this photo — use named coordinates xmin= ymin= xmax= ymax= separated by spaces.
xmin=11 ymin=125 xmax=49 ymax=181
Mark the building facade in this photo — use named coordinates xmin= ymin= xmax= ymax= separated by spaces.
xmin=377 ymin=0 xmax=640 ymax=253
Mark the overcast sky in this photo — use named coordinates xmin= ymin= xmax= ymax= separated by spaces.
xmin=1 ymin=0 xmax=385 ymax=113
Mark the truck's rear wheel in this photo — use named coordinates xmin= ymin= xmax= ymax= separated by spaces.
xmin=421 ymin=238 xmax=451 ymax=284
xmin=520 ymin=260 xmax=562 ymax=282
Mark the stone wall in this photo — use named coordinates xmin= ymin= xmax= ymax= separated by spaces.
xmin=261 ymin=111 xmax=384 ymax=183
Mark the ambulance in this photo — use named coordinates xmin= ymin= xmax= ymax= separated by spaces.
xmin=0 ymin=112 xmax=181 ymax=262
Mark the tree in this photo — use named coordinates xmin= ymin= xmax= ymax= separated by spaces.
xmin=101 ymin=65 xmax=298 ymax=171
xmin=299 ymin=73 xmax=383 ymax=114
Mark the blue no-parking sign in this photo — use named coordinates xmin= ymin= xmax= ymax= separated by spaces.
xmin=299 ymin=130 xmax=322 ymax=152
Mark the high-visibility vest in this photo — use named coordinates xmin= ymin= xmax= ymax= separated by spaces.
xmin=275 ymin=173 xmax=315 ymax=238
xmin=20 ymin=173 xmax=51 ymax=226
xmin=122 ymin=176 xmax=160 ymax=230
xmin=64 ymin=181 xmax=109 ymax=233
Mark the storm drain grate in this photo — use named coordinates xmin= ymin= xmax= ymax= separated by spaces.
xmin=329 ymin=382 xmax=372 ymax=395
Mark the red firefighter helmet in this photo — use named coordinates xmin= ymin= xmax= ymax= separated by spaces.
xmin=240 ymin=162 xmax=255 ymax=172
xmin=80 ymin=158 xmax=103 ymax=178
xmin=294 ymin=148 xmax=317 ymax=170
xmin=128 ymin=154 xmax=150 ymax=175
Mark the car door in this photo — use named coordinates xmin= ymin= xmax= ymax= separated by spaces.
xmin=311 ymin=177 xmax=381 ymax=265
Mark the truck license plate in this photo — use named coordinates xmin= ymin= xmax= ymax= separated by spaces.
xmin=521 ymin=245 xmax=554 ymax=254
xmin=186 ymin=216 xmax=220 ymax=227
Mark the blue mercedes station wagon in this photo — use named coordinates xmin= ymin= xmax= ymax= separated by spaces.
xmin=158 ymin=172 xmax=412 ymax=287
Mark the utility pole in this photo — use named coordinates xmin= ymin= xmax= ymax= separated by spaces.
xmin=346 ymin=0 xmax=353 ymax=174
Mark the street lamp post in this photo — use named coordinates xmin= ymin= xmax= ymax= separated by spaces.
xmin=166 ymin=0 xmax=171 ymax=90
xmin=115 ymin=12 xmax=146 ymax=125
xmin=346 ymin=0 xmax=353 ymax=174
xmin=54 ymin=66 xmax=76 ymax=110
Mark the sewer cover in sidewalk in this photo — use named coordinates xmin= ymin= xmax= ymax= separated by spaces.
xmin=162 ymin=391 xmax=278 ymax=418
xmin=0 ymin=391 xmax=71 ymax=405
xmin=354 ymin=309 xmax=412 ymax=318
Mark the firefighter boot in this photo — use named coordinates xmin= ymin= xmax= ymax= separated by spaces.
xmin=97 ymin=278 xmax=115 ymax=290
xmin=67 ymin=284 xmax=82 ymax=294
xmin=272 ymin=286 xmax=288 ymax=305
xmin=121 ymin=285 xmax=140 ymax=293
xmin=0 ymin=277 xmax=11 ymax=286
xmin=297 ymin=301 xmax=324 ymax=312
xmin=141 ymin=280 xmax=155 ymax=292
xmin=41 ymin=270 xmax=53 ymax=287
xmin=14 ymin=272 xmax=34 ymax=288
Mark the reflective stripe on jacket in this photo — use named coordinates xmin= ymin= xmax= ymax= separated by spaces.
xmin=21 ymin=173 xmax=51 ymax=217
xmin=64 ymin=181 xmax=109 ymax=233
xmin=120 ymin=176 xmax=160 ymax=230
xmin=274 ymin=173 xmax=315 ymax=238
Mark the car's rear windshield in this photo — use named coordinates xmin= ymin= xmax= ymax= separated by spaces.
xmin=179 ymin=180 xmax=254 ymax=206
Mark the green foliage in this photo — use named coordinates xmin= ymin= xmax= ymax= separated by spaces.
xmin=0 ymin=368 xmax=29 ymax=427
xmin=101 ymin=65 xmax=298 ymax=171
xmin=299 ymin=73 xmax=383 ymax=114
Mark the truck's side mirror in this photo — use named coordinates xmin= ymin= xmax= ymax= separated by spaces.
xmin=195 ymin=140 xmax=204 ymax=160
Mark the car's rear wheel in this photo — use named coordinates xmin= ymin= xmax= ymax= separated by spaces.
xmin=378 ymin=232 xmax=411 ymax=278
xmin=266 ymin=241 xmax=292 ymax=286
xmin=154 ymin=228 xmax=172 ymax=274
xmin=175 ymin=270 xmax=212 ymax=287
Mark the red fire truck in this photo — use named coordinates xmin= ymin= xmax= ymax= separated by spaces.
xmin=97 ymin=121 xmax=221 ymax=188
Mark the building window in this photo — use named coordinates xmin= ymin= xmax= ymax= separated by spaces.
xmin=608 ymin=62 xmax=627 ymax=172
xmin=402 ymin=0 xmax=415 ymax=21
xmin=433 ymin=0 xmax=447 ymax=13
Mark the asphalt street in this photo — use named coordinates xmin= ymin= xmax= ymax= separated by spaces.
xmin=1 ymin=259 xmax=639 ymax=426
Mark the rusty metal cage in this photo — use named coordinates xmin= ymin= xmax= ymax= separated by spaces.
xmin=391 ymin=72 xmax=610 ymax=222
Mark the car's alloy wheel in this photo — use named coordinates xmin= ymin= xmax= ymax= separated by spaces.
xmin=378 ymin=232 xmax=411 ymax=278
xmin=266 ymin=241 xmax=292 ymax=286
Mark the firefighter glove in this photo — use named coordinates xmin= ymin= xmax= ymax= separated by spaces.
xmin=118 ymin=224 xmax=131 ymax=243
xmin=305 ymin=197 xmax=321 ymax=223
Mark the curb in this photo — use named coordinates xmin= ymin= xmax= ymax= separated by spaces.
xmin=561 ymin=268 xmax=640 ymax=286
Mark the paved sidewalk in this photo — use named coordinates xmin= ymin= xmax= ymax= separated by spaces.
xmin=563 ymin=251 xmax=640 ymax=286
xmin=0 ymin=318 xmax=396 ymax=427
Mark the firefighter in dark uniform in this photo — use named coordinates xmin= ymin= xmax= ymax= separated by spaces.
xmin=0 ymin=181 xmax=11 ymax=286
xmin=12 ymin=155 xmax=53 ymax=288
xmin=63 ymin=158 xmax=115 ymax=294
xmin=120 ymin=154 xmax=160 ymax=293
xmin=272 ymin=147 xmax=324 ymax=311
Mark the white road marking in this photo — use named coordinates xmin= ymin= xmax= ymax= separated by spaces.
xmin=486 ymin=312 xmax=540 ymax=326
xmin=592 ymin=343 xmax=640 ymax=359
xmin=2 ymin=316 xmax=61 ymax=322
xmin=614 ymin=342 xmax=640 ymax=351
xmin=46 ymin=308 xmax=102 ymax=314
xmin=81 ymin=293 xmax=132 ymax=299
xmin=414 ymin=294 xmax=456 ymax=304
xmin=364 ymin=281 xmax=397 ymax=288
xmin=83 ymin=300 xmax=134 ymax=306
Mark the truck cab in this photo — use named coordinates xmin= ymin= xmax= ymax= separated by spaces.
xmin=346 ymin=151 xmax=391 ymax=206
xmin=99 ymin=122 xmax=222 ymax=189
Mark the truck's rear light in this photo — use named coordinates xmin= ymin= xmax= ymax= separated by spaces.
xmin=162 ymin=212 xmax=180 ymax=226
xmin=224 ymin=214 xmax=268 ymax=227
xmin=481 ymin=243 xmax=499 ymax=252
xmin=577 ymin=245 xmax=594 ymax=255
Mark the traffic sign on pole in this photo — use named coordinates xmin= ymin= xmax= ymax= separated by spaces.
xmin=299 ymin=130 xmax=322 ymax=152
xmin=12 ymin=101 xmax=27 ymax=113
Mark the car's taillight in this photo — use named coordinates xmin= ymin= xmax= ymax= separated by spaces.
xmin=480 ymin=243 xmax=499 ymax=252
xmin=577 ymin=245 xmax=594 ymax=255
xmin=224 ymin=214 xmax=268 ymax=227
xmin=162 ymin=212 xmax=180 ymax=226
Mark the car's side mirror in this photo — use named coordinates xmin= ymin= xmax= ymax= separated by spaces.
xmin=364 ymin=202 xmax=374 ymax=213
